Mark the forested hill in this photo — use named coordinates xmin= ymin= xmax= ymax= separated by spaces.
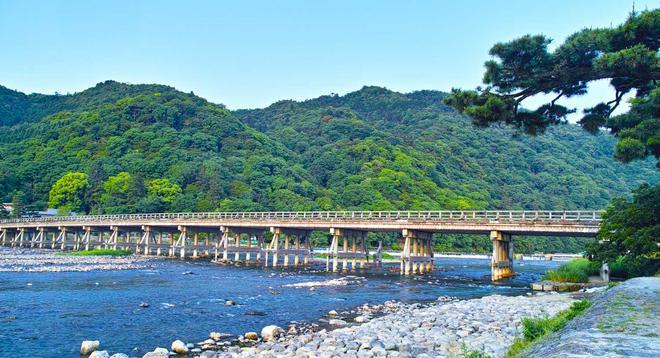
xmin=236 ymin=86 xmax=656 ymax=210
xmin=0 ymin=81 xmax=656 ymax=217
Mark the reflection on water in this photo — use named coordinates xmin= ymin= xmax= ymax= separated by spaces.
xmin=0 ymin=258 xmax=560 ymax=356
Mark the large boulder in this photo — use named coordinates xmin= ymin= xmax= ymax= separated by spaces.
xmin=260 ymin=325 xmax=283 ymax=341
xmin=244 ymin=332 xmax=258 ymax=340
xmin=171 ymin=339 xmax=189 ymax=354
xmin=81 ymin=340 xmax=100 ymax=355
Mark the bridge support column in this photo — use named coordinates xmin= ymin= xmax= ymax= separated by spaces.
xmin=270 ymin=227 xmax=281 ymax=267
xmin=327 ymin=228 xmax=368 ymax=272
xmin=177 ymin=226 xmax=188 ymax=258
xmin=13 ymin=228 xmax=24 ymax=247
xmin=491 ymin=231 xmax=514 ymax=281
xmin=33 ymin=228 xmax=44 ymax=248
xmin=81 ymin=227 xmax=92 ymax=251
xmin=141 ymin=226 xmax=153 ymax=256
xmin=401 ymin=229 xmax=433 ymax=275
xmin=0 ymin=229 xmax=7 ymax=246
xmin=56 ymin=227 xmax=67 ymax=250
xmin=109 ymin=226 xmax=119 ymax=250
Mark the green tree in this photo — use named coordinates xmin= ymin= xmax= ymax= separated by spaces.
xmin=587 ymin=184 xmax=659 ymax=277
xmin=10 ymin=191 xmax=25 ymax=218
xmin=444 ymin=9 xmax=659 ymax=165
xmin=99 ymin=172 xmax=133 ymax=213
xmin=146 ymin=178 xmax=182 ymax=203
xmin=48 ymin=172 xmax=90 ymax=213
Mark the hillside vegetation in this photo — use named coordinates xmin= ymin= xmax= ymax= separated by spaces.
xmin=0 ymin=81 xmax=657 ymax=252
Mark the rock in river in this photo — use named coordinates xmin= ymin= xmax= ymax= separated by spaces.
xmin=89 ymin=351 xmax=110 ymax=358
xmin=244 ymin=332 xmax=258 ymax=340
xmin=81 ymin=340 xmax=100 ymax=355
xmin=261 ymin=325 xmax=283 ymax=341
xmin=171 ymin=339 xmax=189 ymax=354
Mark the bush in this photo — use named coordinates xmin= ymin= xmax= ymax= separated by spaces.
xmin=609 ymin=255 xmax=660 ymax=279
xmin=542 ymin=258 xmax=599 ymax=283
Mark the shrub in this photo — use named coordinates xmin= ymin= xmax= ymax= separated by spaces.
xmin=542 ymin=258 xmax=599 ymax=283
xmin=66 ymin=249 xmax=133 ymax=256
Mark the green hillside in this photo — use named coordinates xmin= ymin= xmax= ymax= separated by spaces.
xmin=236 ymin=86 xmax=657 ymax=211
xmin=0 ymin=81 xmax=657 ymax=253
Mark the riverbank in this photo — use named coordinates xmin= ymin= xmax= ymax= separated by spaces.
xmin=0 ymin=247 xmax=158 ymax=272
xmin=526 ymin=277 xmax=659 ymax=357
xmin=135 ymin=291 xmax=575 ymax=358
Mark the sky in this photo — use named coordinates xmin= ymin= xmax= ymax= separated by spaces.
xmin=0 ymin=0 xmax=656 ymax=112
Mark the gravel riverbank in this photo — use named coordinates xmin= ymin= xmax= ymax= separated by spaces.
xmin=134 ymin=292 xmax=575 ymax=358
xmin=0 ymin=247 xmax=158 ymax=272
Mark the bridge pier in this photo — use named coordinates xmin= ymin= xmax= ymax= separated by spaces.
xmin=400 ymin=229 xmax=434 ymax=275
xmin=327 ymin=228 xmax=369 ymax=272
xmin=491 ymin=231 xmax=514 ymax=280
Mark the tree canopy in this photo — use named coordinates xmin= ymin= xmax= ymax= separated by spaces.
xmin=444 ymin=9 xmax=659 ymax=166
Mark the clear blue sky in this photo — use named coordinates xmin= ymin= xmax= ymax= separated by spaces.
xmin=0 ymin=0 xmax=655 ymax=110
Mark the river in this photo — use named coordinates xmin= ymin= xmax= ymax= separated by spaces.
xmin=0 ymin=252 xmax=560 ymax=357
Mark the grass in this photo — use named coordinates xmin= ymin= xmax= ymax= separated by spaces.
xmin=63 ymin=249 xmax=133 ymax=256
xmin=542 ymin=258 xmax=599 ymax=283
xmin=506 ymin=300 xmax=591 ymax=357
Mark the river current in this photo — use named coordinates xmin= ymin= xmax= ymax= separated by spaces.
xmin=0 ymin=256 xmax=559 ymax=357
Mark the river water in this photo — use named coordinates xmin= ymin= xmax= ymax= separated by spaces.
xmin=0 ymin=255 xmax=559 ymax=357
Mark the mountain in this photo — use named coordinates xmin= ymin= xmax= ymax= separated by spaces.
xmin=236 ymin=86 xmax=657 ymax=211
xmin=1 ymin=81 xmax=656 ymax=217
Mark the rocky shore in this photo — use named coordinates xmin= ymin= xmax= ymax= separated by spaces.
xmin=0 ymin=247 xmax=157 ymax=272
xmin=125 ymin=292 xmax=575 ymax=358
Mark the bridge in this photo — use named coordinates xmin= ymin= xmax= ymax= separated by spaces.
xmin=0 ymin=210 xmax=602 ymax=280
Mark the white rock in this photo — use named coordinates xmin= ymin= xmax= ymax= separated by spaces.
xmin=109 ymin=354 xmax=129 ymax=358
xmin=328 ymin=319 xmax=347 ymax=326
xmin=245 ymin=332 xmax=259 ymax=340
xmin=89 ymin=351 xmax=109 ymax=358
xmin=354 ymin=316 xmax=370 ymax=323
xmin=171 ymin=339 xmax=189 ymax=354
xmin=209 ymin=332 xmax=224 ymax=340
xmin=81 ymin=340 xmax=100 ymax=355
xmin=328 ymin=310 xmax=338 ymax=316
xmin=261 ymin=325 xmax=284 ymax=341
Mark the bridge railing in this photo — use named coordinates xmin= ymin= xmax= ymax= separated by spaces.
xmin=0 ymin=210 xmax=603 ymax=225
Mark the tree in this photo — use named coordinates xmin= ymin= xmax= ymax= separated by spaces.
xmin=587 ymin=184 xmax=659 ymax=277
xmin=48 ymin=172 xmax=90 ymax=213
xmin=99 ymin=172 xmax=133 ymax=213
xmin=444 ymin=9 xmax=659 ymax=166
xmin=146 ymin=178 xmax=182 ymax=203
xmin=10 ymin=191 xmax=25 ymax=218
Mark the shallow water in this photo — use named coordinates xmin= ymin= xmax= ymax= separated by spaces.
xmin=0 ymin=256 xmax=559 ymax=357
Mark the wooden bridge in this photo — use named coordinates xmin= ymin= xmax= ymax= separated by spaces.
xmin=0 ymin=210 xmax=602 ymax=280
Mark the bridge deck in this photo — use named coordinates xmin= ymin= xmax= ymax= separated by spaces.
xmin=0 ymin=210 xmax=601 ymax=236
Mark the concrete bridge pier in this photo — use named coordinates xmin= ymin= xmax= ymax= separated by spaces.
xmin=327 ymin=228 xmax=369 ymax=272
xmin=400 ymin=229 xmax=434 ymax=275
xmin=491 ymin=230 xmax=514 ymax=280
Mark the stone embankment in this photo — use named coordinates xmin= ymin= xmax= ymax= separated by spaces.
xmin=131 ymin=292 xmax=574 ymax=358
xmin=527 ymin=277 xmax=659 ymax=357
xmin=0 ymin=247 xmax=156 ymax=272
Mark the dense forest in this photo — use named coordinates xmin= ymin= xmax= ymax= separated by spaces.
xmin=1 ymin=81 xmax=657 ymax=253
